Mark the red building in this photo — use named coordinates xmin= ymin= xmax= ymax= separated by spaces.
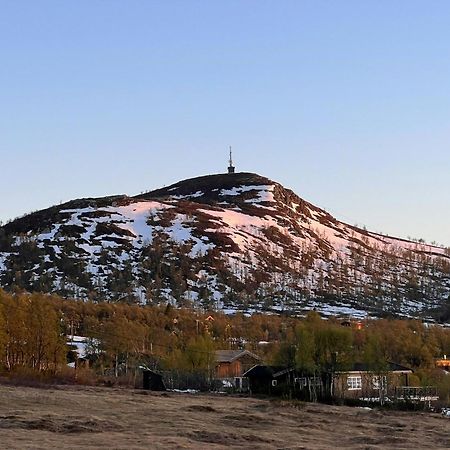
xmin=215 ymin=350 xmax=261 ymax=379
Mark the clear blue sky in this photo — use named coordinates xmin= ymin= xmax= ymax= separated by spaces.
xmin=0 ymin=1 xmax=449 ymax=246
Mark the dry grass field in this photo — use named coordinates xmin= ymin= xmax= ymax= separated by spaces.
xmin=0 ymin=384 xmax=448 ymax=449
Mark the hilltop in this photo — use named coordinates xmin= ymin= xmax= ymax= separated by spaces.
xmin=0 ymin=172 xmax=449 ymax=319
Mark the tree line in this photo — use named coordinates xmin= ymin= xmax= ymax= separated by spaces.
xmin=0 ymin=289 xmax=449 ymax=397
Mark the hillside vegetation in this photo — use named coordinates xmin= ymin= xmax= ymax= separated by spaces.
xmin=0 ymin=290 xmax=449 ymax=401
xmin=0 ymin=173 xmax=449 ymax=319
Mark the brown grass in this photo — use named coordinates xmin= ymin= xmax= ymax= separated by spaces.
xmin=0 ymin=384 xmax=448 ymax=449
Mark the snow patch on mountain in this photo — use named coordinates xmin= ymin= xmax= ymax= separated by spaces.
xmin=220 ymin=184 xmax=275 ymax=203
xmin=170 ymin=191 xmax=204 ymax=200
xmin=109 ymin=202 xmax=171 ymax=243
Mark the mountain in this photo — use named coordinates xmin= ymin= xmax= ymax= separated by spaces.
xmin=1 ymin=172 xmax=449 ymax=320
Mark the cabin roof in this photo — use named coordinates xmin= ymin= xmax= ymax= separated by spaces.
xmin=243 ymin=365 xmax=296 ymax=378
xmin=337 ymin=361 xmax=413 ymax=373
xmin=215 ymin=350 xmax=261 ymax=363
xmin=142 ymin=369 xmax=163 ymax=377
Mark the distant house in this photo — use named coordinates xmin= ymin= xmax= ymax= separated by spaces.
xmin=436 ymin=356 xmax=450 ymax=371
xmin=244 ymin=362 xmax=421 ymax=403
xmin=244 ymin=365 xmax=323 ymax=399
xmin=66 ymin=335 xmax=91 ymax=368
xmin=215 ymin=350 xmax=261 ymax=378
xmin=333 ymin=362 xmax=413 ymax=401
xmin=215 ymin=350 xmax=261 ymax=390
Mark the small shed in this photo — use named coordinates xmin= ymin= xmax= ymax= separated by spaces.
xmin=243 ymin=365 xmax=297 ymax=395
xmin=142 ymin=370 xmax=166 ymax=391
xmin=244 ymin=365 xmax=325 ymax=399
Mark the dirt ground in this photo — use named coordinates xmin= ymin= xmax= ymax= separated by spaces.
xmin=0 ymin=384 xmax=448 ymax=449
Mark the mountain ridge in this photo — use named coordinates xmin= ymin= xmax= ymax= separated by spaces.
xmin=0 ymin=172 xmax=449 ymax=320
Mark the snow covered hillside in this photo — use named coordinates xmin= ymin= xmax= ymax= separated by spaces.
xmin=1 ymin=172 xmax=449 ymax=320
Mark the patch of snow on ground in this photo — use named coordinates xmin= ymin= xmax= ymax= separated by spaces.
xmin=189 ymin=239 xmax=215 ymax=257
xmin=199 ymin=208 xmax=275 ymax=250
xmin=308 ymin=221 xmax=349 ymax=251
xmin=308 ymin=208 xmax=323 ymax=221
xmin=169 ymin=389 xmax=199 ymax=394
xmin=107 ymin=201 xmax=171 ymax=246
xmin=59 ymin=207 xmax=95 ymax=215
xmin=159 ymin=214 xmax=215 ymax=257
xmin=170 ymin=191 xmax=204 ymax=200
xmin=52 ymin=245 xmax=62 ymax=255
xmin=313 ymin=303 xmax=368 ymax=318
xmin=36 ymin=224 xmax=61 ymax=242
xmin=198 ymin=207 xmax=286 ymax=255
xmin=165 ymin=215 xmax=194 ymax=242
xmin=133 ymin=285 xmax=147 ymax=304
xmin=251 ymin=204 xmax=277 ymax=211
xmin=200 ymin=208 xmax=274 ymax=229
xmin=219 ymin=184 xmax=273 ymax=198
xmin=244 ymin=186 xmax=275 ymax=203
xmin=78 ymin=223 xmax=99 ymax=256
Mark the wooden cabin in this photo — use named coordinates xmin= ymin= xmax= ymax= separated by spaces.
xmin=333 ymin=362 xmax=412 ymax=400
xmin=245 ymin=362 xmax=418 ymax=403
xmin=215 ymin=350 xmax=261 ymax=379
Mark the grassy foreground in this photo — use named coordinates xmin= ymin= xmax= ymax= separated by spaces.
xmin=0 ymin=384 xmax=448 ymax=449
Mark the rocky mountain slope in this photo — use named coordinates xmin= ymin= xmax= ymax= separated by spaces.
xmin=1 ymin=172 xmax=449 ymax=319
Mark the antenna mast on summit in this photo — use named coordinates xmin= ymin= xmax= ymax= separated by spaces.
xmin=228 ymin=146 xmax=235 ymax=174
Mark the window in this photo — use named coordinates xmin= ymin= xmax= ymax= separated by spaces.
xmin=347 ymin=376 xmax=362 ymax=390
xmin=372 ymin=376 xmax=387 ymax=390
xmin=295 ymin=377 xmax=308 ymax=388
